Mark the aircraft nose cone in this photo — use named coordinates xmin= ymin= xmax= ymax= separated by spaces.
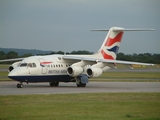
xmin=8 ymin=71 xmax=17 ymax=78
xmin=8 ymin=69 xmax=24 ymax=81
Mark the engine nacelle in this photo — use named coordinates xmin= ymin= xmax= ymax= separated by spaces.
xmin=86 ymin=67 xmax=103 ymax=78
xmin=8 ymin=61 xmax=21 ymax=72
xmin=67 ymin=66 xmax=83 ymax=77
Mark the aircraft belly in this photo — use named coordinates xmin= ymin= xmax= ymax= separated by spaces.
xmin=8 ymin=75 xmax=72 ymax=83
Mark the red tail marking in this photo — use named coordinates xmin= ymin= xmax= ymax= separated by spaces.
xmin=101 ymin=50 xmax=114 ymax=60
xmin=105 ymin=32 xmax=123 ymax=46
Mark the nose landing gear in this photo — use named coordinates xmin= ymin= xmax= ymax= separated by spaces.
xmin=17 ymin=83 xmax=23 ymax=88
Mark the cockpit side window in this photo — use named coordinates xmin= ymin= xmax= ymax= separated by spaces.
xmin=19 ymin=62 xmax=37 ymax=68
xmin=32 ymin=63 xmax=37 ymax=67
xmin=28 ymin=63 xmax=32 ymax=68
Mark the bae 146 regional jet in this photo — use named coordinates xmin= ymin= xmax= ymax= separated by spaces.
xmin=0 ymin=27 xmax=154 ymax=88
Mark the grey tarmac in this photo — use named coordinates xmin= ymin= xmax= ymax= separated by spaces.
xmin=0 ymin=81 xmax=160 ymax=95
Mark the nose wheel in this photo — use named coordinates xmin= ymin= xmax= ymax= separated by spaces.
xmin=17 ymin=83 xmax=23 ymax=88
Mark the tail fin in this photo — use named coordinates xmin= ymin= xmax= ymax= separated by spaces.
xmin=93 ymin=27 xmax=154 ymax=60
xmin=94 ymin=27 xmax=124 ymax=60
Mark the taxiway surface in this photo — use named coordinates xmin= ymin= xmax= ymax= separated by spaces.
xmin=0 ymin=81 xmax=160 ymax=95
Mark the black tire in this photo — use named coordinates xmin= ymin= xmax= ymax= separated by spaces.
xmin=76 ymin=83 xmax=86 ymax=87
xmin=76 ymin=84 xmax=81 ymax=87
xmin=17 ymin=83 xmax=23 ymax=88
xmin=49 ymin=82 xmax=54 ymax=87
xmin=55 ymin=82 xmax=59 ymax=87
xmin=81 ymin=83 xmax=86 ymax=87
xmin=49 ymin=82 xmax=59 ymax=87
xmin=17 ymin=84 xmax=20 ymax=88
xmin=20 ymin=84 xmax=23 ymax=88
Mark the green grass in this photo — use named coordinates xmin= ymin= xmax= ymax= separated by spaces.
xmin=0 ymin=71 xmax=11 ymax=81
xmin=90 ymin=71 xmax=160 ymax=82
xmin=0 ymin=71 xmax=8 ymax=76
xmin=0 ymin=64 xmax=9 ymax=69
xmin=101 ymin=72 xmax=160 ymax=78
xmin=0 ymin=93 xmax=160 ymax=120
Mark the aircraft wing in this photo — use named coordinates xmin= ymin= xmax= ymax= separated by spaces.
xmin=62 ymin=55 xmax=154 ymax=66
xmin=0 ymin=58 xmax=24 ymax=62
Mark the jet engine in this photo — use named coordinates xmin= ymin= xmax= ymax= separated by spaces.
xmin=67 ymin=66 xmax=83 ymax=77
xmin=86 ymin=67 xmax=102 ymax=78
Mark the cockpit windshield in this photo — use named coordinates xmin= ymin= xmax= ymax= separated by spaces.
xmin=20 ymin=63 xmax=27 ymax=67
xmin=18 ymin=63 xmax=37 ymax=68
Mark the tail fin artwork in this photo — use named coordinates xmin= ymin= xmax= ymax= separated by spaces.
xmin=93 ymin=27 xmax=154 ymax=60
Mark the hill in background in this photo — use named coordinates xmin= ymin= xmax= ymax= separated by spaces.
xmin=0 ymin=48 xmax=53 ymax=56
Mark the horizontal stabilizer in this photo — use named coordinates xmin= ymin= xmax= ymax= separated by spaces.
xmin=91 ymin=27 xmax=154 ymax=31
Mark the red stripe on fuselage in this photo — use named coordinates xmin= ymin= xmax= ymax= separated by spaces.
xmin=40 ymin=62 xmax=53 ymax=64
xmin=105 ymin=32 xmax=124 ymax=46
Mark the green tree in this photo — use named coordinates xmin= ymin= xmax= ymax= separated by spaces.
xmin=6 ymin=51 xmax=18 ymax=59
xmin=21 ymin=53 xmax=33 ymax=57
xmin=0 ymin=51 xmax=6 ymax=59
xmin=56 ymin=51 xmax=65 ymax=54
xmin=117 ymin=52 xmax=125 ymax=60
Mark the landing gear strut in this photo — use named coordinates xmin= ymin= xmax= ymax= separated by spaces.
xmin=17 ymin=83 xmax=23 ymax=88
xmin=76 ymin=78 xmax=86 ymax=87
xmin=49 ymin=81 xmax=59 ymax=87
xmin=76 ymin=75 xmax=88 ymax=87
xmin=76 ymin=82 xmax=86 ymax=87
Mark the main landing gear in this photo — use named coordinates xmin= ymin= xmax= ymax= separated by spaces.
xmin=76 ymin=79 xmax=86 ymax=87
xmin=17 ymin=83 xmax=23 ymax=88
xmin=76 ymin=75 xmax=88 ymax=87
xmin=49 ymin=81 xmax=59 ymax=87
xmin=76 ymin=82 xmax=86 ymax=87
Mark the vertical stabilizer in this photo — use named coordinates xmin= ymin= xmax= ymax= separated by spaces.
xmin=93 ymin=27 xmax=154 ymax=60
xmin=94 ymin=27 xmax=124 ymax=60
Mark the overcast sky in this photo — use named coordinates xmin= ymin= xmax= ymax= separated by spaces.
xmin=1 ymin=0 xmax=160 ymax=54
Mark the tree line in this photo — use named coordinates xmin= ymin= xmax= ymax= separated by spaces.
xmin=0 ymin=51 xmax=159 ymax=64
xmin=117 ymin=53 xmax=160 ymax=64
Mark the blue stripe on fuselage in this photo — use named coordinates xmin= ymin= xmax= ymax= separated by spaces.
xmin=8 ymin=75 xmax=73 ymax=83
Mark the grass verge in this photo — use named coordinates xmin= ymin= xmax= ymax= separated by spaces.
xmin=90 ymin=72 xmax=160 ymax=82
xmin=0 ymin=93 xmax=160 ymax=120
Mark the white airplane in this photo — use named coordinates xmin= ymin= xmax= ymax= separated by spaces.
xmin=0 ymin=27 xmax=154 ymax=88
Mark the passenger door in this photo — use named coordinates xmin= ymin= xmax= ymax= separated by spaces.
xmin=38 ymin=58 xmax=47 ymax=74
